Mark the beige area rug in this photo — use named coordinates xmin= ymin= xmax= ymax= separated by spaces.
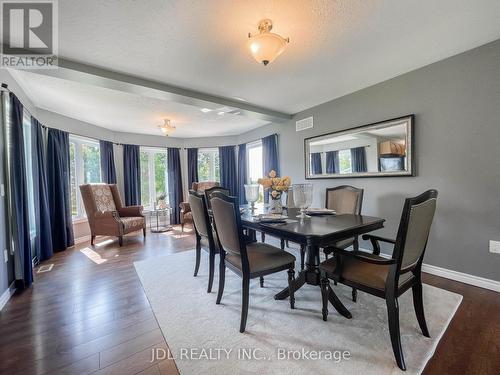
xmin=134 ymin=250 xmax=462 ymax=375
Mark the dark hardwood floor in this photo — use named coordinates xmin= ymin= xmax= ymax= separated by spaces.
xmin=0 ymin=226 xmax=498 ymax=374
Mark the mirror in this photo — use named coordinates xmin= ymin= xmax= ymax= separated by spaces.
xmin=304 ymin=115 xmax=414 ymax=179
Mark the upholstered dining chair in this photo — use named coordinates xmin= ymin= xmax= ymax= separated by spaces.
xmin=204 ymin=186 xmax=229 ymax=210
xmin=322 ymin=185 xmax=364 ymax=301
xmin=319 ymin=190 xmax=438 ymax=370
xmin=210 ymin=191 xmax=297 ymax=333
xmin=80 ymin=183 xmax=146 ymax=246
xmin=188 ymin=190 xmax=220 ymax=293
xmin=179 ymin=181 xmax=220 ymax=231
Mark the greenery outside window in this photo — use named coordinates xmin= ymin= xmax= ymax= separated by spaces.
xmin=140 ymin=147 xmax=168 ymax=210
xmin=198 ymin=148 xmax=220 ymax=182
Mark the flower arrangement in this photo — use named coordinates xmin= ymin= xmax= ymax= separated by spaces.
xmin=258 ymin=170 xmax=291 ymax=201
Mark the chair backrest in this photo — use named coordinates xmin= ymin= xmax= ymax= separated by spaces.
xmin=80 ymin=183 xmax=118 ymax=217
xmin=210 ymin=192 xmax=247 ymax=265
xmin=188 ymin=190 xmax=211 ymax=238
xmin=192 ymin=181 xmax=219 ymax=192
xmin=325 ymin=185 xmax=363 ymax=215
xmin=204 ymin=186 xmax=230 ymax=209
xmin=393 ymin=190 xmax=438 ymax=273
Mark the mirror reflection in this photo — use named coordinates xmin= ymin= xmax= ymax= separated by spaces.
xmin=305 ymin=115 xmax=414 ymax=178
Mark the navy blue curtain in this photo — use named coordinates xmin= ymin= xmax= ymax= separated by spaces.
xmin=326 ymin=151 xmax=339 ymax=174
xmin=99 ymin=140 xmax=116 ymax=184
xmin=262 ymin=134 xmax=279 ymax=203
xmin=168 ymin=148 xmax=183 ymax=224
xmin=123 ymin=144 xmax=140 ymax=205
xmin=311 ymin=153 xmax=323 ymax=175
xmin=187 ymin=148 xmax=198 ymax=189
xmin=219 ymin=145 xmax=238 ymax=197
xmin=351 ymin=147 xmax=367 ymax=172
xmin=237 ymin=143 xmax=247 ymax=204
xmin=31 ymin=117 xmax=53 ymax=262
xmin=47 ymin=128 xmax=74 ymax=252
xmin=8 ymin=94 xmax=32 ymax=287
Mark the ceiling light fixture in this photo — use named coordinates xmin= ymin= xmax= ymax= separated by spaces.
xmin=158 ymin=119 xmax=176 ymax=136
xmin=247 ymin=19 xmax=289 ymax=66
xmin=200 ymin=108 xmax=212 ymax=113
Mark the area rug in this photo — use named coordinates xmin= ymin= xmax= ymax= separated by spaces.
xmin=134 ymin=250 xmax=462 ymax=375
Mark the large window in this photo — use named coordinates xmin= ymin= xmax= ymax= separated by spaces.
xmin=22 ymin=111 xmax=36 ymax=239
xmin=338 ymin=149 xmax=352 ymax=174
xmin=140 ymin=147 xmax=168 ymax=210
xmin=246 ymin=141 xmax=264 ymax=202
xmin=198 ymin=148 xmax=219 ymax=182
xmin=69 ymin=135 xmax=101 ymax=219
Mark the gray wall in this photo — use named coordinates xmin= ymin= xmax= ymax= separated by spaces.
xmin=239 ymin=40 xmax=500 ymax=281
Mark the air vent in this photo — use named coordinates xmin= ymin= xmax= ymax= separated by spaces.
xmin=296 ymin=116 xmax=313 ymax=132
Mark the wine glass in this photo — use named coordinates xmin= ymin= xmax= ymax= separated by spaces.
xmin=292 ymin=183 xmax=313 ymax=218
xmin=244 ymin=184 xmax=259 ymax=211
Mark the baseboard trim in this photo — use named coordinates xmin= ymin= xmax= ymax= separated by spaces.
xmin=358 ymin=247 xmax=500 ymax=293
xmin=0 ymin=282 xmax=15 ymax=311
xmin=421 ymin=263 xmax=500 ymax=293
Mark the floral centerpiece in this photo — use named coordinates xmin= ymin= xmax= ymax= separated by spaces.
xmin=258 ymin=170 xmax=291 ymax=213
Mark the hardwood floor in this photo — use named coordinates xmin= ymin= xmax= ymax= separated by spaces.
xmin=0 ymin=226 xmax=498 ymax=374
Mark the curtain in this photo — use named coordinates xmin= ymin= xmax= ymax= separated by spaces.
xmin=351 ymin=147 xmax=367 ymax=172
xmin=168 ymin=148 xmax=183 ymax=224
xmin=123 ymin=144 xmax=140 ymax=205
xmin=31 ymin=117 xmax=53 ymax=262
xmin=187 ymin=148 xmax=198 ymax=190
xmin=47 ymin=128 xmax=74 ymax=252
xmin=237 ymin=143 xmax=247 ymax=205
xmin=326 ymin=151 xmax=339 ymax=174
xmin=262 ymin=134 xmax=279 ymax=203
xmin=99 ymin=140 xmax=116 ymax=184
xmin=219 ymin=145 xmax=237 ymax=197
xmin=311 ymin=153 xmax=322 ymax=175
xmin=7 ymin=94 xmax=33 ymax=288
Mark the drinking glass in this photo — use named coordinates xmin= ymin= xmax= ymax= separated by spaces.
xmin=244 ymin=184 xmax=259 ymax=211
xmin=292 ymin=183 xmax=313 ymax=218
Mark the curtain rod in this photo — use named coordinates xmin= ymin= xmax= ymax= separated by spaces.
xmin=1 ymin=83 xmax=181 ymax=149
xmin=181 ymin=133 xmax=278 ymax=150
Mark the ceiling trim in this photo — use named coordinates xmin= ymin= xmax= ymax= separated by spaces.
xmin=26 ymin=58 xmax=292 ymax=123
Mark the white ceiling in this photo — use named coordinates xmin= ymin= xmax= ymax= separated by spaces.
xmin=10 ymin=0 xmax=500 ymax=137
xmin=10 ymin=70 xmax=269 ymax=137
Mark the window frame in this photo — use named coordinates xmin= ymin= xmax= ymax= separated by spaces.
xmin=69 ymin=134 xmax=101 ymax=220
xmin=140 ymin=146 xmax=168 ymax=211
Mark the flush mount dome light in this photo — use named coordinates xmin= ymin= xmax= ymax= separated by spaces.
xmin=247 ymin=19 xmax=289 ymax=66
xmin=158 ymin=119 xmax=176 ymax=136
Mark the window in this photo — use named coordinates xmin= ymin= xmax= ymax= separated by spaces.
xmin=69 ymin=135 xmax=101 ymax=218
xmin=198 ymin=148 xmax=219 ymax=182
xmin=338 ymin=149 xmax=352 ymax=174
xmin=22 ymin=111 xmax=36 ymax=240
xmin=140 ymin=147 xmax=168 ymax=210
xmin=246 ymin=141 xmax=264 ymax=203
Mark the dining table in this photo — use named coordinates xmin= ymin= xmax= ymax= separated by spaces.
xmin=240 ymin=204 xmax=385 ymax=319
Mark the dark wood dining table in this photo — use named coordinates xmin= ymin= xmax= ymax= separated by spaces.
xmin=240 ymin=205 xmax=385 ymax=318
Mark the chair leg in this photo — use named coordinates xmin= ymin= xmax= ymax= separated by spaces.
xmin=261 ymin=232 xmax=265 ymax=243
xmin=286 ymin=240 xmax=290 ymax=248
xmin=287 ymin=267 xmax=295 ymax=309
xmin=280 ymin=238 xmax=285 ymax=250
xmin=207 ymin=251 xmax=215 ymax=293
xmin=259 ymin=276 xmax=264 ymax=288
xmin=240 ymin=276 xmax=250 ymax=333
xmin=91 ymin=235 xmax=95 ymax=246
xmin=118 ymin=236 xmax=123 ymax=247
xmin=143 ymin=227 xmax=146 ymax=238
xmin=412 ymin=282 xmax=430 ymax=337
xmin=216 ymin=259 xmax=225 ymax=304
xmin=181 ymin=223 xmax=184 ymax=232
xmin=386 ymin=296 xmax=406 ymax=371
xmin=352 ymin=288 xmax=358 ymax=302
xmin=193 ymin=240 xmax=201 ymax=277
xmin=320 ymin=276 xmax=329 ymax=321
xmin=300 ymin=245 xmax=305 ymax=271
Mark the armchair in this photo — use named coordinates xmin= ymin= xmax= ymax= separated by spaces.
xmin=180 ymin=181 xmax=219 ymax=231
xmin=80 ymin=184 xmax=146 ymax=246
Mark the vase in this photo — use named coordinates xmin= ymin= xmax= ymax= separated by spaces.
xmin=269 ymin=197 xmax=283 ymax=214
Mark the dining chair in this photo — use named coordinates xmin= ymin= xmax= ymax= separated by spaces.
xmin=323 ymin=185 xmax=364 ymax=301
xmin=188 ymin=190 xmax=220 ymax=293
xmin=204 ymin=186 xmax=230 ymax=210
xmin=319 ymin=190 xmax=438 ymax=370
xmin=210 ymin=191 xmax=297 ymax=333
